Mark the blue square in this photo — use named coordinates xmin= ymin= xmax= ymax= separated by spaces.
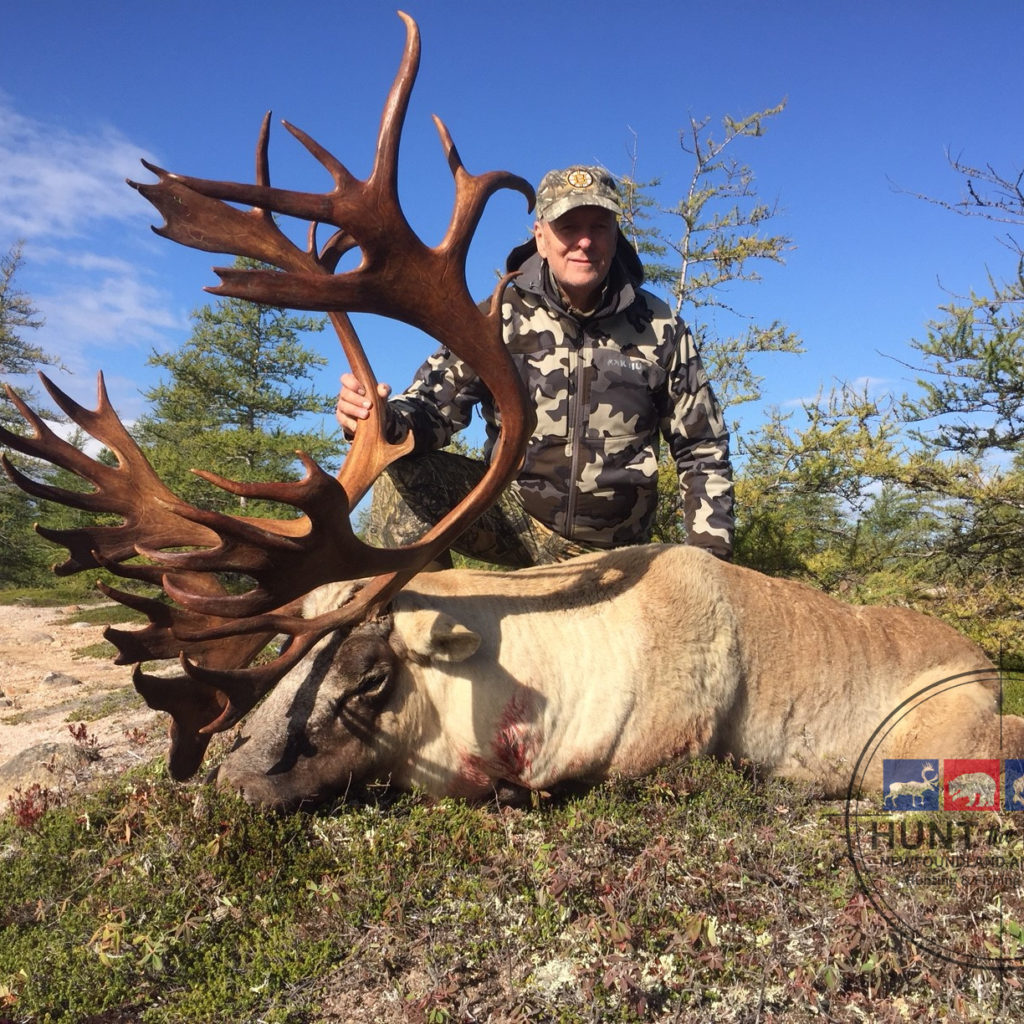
xmin=883 ymin=759 xmax=940 ymax=811
xmin=1004 ymin=759 xmax=1024 ymax=811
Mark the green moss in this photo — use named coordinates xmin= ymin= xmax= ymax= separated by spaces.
xmin=63 ymin=687 xmax=144 ymax=722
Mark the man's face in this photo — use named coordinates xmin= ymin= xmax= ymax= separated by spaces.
xmin=533 ymin=205 xmax=618 ymax=310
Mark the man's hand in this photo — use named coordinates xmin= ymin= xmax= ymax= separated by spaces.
xmin=336 ymin=372 xmax=392 ymax=437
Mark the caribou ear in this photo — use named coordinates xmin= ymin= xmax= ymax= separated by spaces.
xmin=402 ymin=610 xmax=481 ymax=663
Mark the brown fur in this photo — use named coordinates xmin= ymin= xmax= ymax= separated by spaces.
xmin=213 ymin=545 xmax=1011 ymax=810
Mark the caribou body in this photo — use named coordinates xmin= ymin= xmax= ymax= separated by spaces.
xmin=214 ymin=544 xmax=1017 ymax=811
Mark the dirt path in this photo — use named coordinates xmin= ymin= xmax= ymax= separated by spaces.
xmin=0 ymin=603 xmax=169 ymax=809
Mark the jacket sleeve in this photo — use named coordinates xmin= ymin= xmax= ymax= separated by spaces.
xmin=384 ymin=346 xmax=488 ymax=453
xmin=662 ymin=321 xmax=735 ymax=560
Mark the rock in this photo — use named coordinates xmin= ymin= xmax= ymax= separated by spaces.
xmin=41 ymin=671 xmax=82 ymax=687
xmin=0 ymin=741 xmax=97 ymax=806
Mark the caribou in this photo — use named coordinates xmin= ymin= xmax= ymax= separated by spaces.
xmin=2 ymin=13 xmax=1019 ymax=811
xmin=211 ymin=546 xmax=1018 ymax=811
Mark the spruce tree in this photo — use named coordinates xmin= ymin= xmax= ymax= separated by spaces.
xmin=135 ymin=259 xmax=343 ymax=517
xmin=0 ymin=242 xmax=63 ymax=585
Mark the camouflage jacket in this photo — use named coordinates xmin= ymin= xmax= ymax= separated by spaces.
xmin=386 ymin=238 xmax=734 ymax=558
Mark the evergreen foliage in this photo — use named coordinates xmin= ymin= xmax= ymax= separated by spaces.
xmin=134 ymin=258 xmax=344 ymax=517
xmin=0 ymin=242 xmax=54 ymax=428
xmin=0 ymin=242 xmax=64 ymax=586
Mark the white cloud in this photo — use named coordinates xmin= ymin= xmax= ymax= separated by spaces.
xmin=781 ymin=376 xmax=895 ymax=409
xmin=42 ymin=271 xmax=182 ymax=349
xmin=0 ymin=94 xmax=156 ymax=241
xmin=0 ymin=96 xmax=188 ymax=374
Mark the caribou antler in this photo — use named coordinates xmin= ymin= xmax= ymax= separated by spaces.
xmin=0 ymin=11 xmax=535 ymax=779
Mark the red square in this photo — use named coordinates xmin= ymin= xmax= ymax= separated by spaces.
xmin=943 ymin=759 xmax=1000 ymax=811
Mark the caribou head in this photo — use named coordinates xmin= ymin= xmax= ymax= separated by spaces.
xmin=0 ymin=11 xmax=535 ymax=784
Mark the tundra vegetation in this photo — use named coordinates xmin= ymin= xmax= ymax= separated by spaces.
xmin=4 ymin=731 xmax=1024 ymax=1023
xmin=2 ymin=26 xmax=1024 ymax=1018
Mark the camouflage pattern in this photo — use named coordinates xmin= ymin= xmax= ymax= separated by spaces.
xmin=373 ymin=241 xmax=734 ymax=561
xmin=535 ymin=165 xmax=622 ymax=221
xmin=365 ymin=450 xmax=600 ymax=567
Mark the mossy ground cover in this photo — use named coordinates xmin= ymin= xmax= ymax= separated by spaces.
xmin=3 ymin=756 xmax=1024 ymax=1023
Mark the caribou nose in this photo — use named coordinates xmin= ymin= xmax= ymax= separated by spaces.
xmin=212 ymin=763 xmax=296 ymax=812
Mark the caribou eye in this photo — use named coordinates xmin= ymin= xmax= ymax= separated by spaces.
xmin=353 ymin=663 xmax=393 ymax=704
xmin=334 ymin=666 xmax=391 ymax=718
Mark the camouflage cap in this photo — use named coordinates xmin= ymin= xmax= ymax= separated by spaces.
xmin=535 ymin=165 xmax=622 ymax=222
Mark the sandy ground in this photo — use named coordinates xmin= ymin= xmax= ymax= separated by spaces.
xmin=0 ymin=603 xmax=171 ymax=809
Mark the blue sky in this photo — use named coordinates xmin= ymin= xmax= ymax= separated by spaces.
xmin=2 ymin=0 xmax=1021 ymax=458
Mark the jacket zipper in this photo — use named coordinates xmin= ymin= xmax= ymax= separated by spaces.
xmin=564 ymin=331 xmax=588 ymax=539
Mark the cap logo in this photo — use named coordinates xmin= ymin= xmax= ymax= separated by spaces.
xmin=565 ymin=169 xmax=594 ymax=189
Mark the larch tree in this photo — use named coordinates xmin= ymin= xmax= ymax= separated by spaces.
xmin=891 ymin=157 xmax=1024 ymax=659
xmin=617 ymin=103 xmax=803 ymax=548
xmin=785 ymin=155 xmax=1024 ymax=661
xmin=618 ymin=101 xmax=802 ymax=412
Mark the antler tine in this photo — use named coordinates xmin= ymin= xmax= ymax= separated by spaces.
xmin=131 ymin=665 xmax=224 ymax=782
xmin=330 ymin=309 xmax=416 ymax=509
xmin=0 ymin=373 xmax=223 ymax=575
xmin=102 ymin=572 xmax=281 ymax=778
xmin=96 ymin=578 xmax=271 ymax=666
xmin=432 ymin=113 xmax=537 ymax=267
xmin=371 ymin=10 xmax=419 ymax=194
xmin=1 ymin=374 xmax=127 ymax=506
